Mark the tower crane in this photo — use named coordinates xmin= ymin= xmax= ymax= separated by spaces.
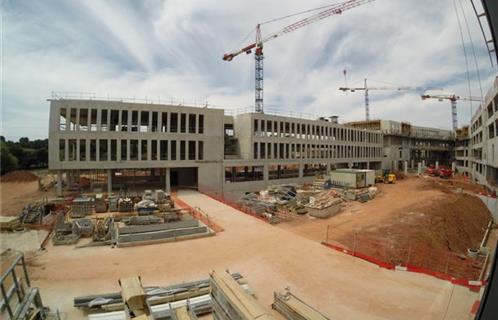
xmin=339 ymin=77 xmax=443 ymax=121
xmin=421 ymin=94 xmax=482 ymax=131
xmin=223 ymin=0 xmax=375 ymax=113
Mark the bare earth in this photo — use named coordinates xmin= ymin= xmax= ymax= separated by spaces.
xmin=25 ymin=189 xmax=478 ymax=320
xmin=1 ymin=175 xmax=56 ymax=216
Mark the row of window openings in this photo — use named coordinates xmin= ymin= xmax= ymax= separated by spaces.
xmin=224 ymin=163 xmax=327 ymax=183
xmin=59 ymin=139 xmax=203 ymax=162
xmin=253 ymin=119 xmax=381 ymax=143
xmin=252 ymin=143 xmax=382 ymax=159
xmin=59 ymin=108 xmax=204 ymax=134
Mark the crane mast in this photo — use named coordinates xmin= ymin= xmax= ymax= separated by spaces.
xmin=421 ymin=94 xmax=482 ymax=131
xmin=339 ymin=78 xmax=443 ymax=121
xmin=223 ymin=0 xmax=375 ymax=113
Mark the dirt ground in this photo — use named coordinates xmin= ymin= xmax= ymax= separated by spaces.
xmin=279 ymin=176 xmax=491 ymax=251
xmin=17 ymin=189 xmax=479 ymax=320
xmin=0 ymin=173 xmax=56 ymax=216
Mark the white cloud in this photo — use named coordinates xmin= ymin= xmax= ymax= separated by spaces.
xmin=1 ymin=0 xmax=496 ymax=140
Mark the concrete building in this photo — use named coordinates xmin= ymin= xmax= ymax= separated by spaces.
xmin=469 ymin=77 xmax=498 ymax=190
xmin=48 ymin=98 xmax=384 ymax=199
xmin=345 ymin=119 xmax=454 ymax=171
xmin=454 ymin=126 xmax=471 ymax=176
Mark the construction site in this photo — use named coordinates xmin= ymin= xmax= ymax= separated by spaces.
xmin=2 ymin=0 xmax=498 ymax=319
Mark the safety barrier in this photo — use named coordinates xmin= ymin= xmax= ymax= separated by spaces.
xmin=173 ymin=196 xmax=224 ymax=233
xmin=322 ymin=231 xmax=489 ymax=291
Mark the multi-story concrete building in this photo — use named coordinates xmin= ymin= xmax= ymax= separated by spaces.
xmin=454 ymin=126 xmax=471 ymax=176
xmin=345 ymin=120 xmax=454 ymax=171
xmin=48 ymin=97 xmax=384 ymax=200
xmin=469 ymin=77 xmax=498 ymax=190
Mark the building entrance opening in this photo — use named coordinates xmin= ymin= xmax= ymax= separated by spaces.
xmin=170 ymin=167 xmax=198 ymax=190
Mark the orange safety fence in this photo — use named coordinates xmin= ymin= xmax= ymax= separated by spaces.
xmin=323 ymin=231 xmax=488 ymax=290
xmin=172 ymin=196 xmax=224 ymax=233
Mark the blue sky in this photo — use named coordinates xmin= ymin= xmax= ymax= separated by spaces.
xmin=1 ymin=0 xmax=496 ymax=140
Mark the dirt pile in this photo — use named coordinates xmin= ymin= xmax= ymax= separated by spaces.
xmin=363 ymin=192 xmax=492 ymax=255
xmin=1 ymin=170 xmax=39 ymax=183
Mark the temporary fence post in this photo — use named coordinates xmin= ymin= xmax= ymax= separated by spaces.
xmin=406 ymin=242 xmax=412 ymax=266
xmin=326 ymin=225 xmax=330 ymax=243
xmin=353 ymin=232 xmax=357 ymax=255
xmin=444 ymin=252 xmax=451 ymax=274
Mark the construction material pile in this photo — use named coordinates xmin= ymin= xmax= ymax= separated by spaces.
xmin=0 ymin=170 xmax=39 ymax=182
xmin=118 ymin=198 xmax=134 ymax=212
xmin=74 ymin=273 xmax=246 ymax=315
xmin=306 ymin=191 xmax=343 ymax=218
xmin=71 ymin=197 xmax=93 ymax=218
xmin=272 ymin=288 xmax=330 ymax=320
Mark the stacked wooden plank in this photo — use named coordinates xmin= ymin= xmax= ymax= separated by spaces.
xmin=210 ymin=270 xmax=275 ymax=320
xmin=272 ymin=289 xmax=330 ymax=320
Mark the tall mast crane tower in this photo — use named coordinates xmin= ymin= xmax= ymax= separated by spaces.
xmin=339 ymin=77 xmax=442 ymax=121
xmin=223 ymin=0 xmax=375 ymax=113
xmin=421 ymin=94 xmax=482 ymax=131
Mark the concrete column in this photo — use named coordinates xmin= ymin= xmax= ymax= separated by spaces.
xmin=452 ymin=161 xmax=456 ymax=176
xmin=411 ymin=159 xmax=414 ymax=169
xmin=326 ymin=163 xmax=331 ymax=173
xmin=107 ymin=169 xmax=112 ymax=194
xmin=404 ymin=161 xmax=408 ymax=175
xmin=66 ymin=108 xmax=71 ymax=132
xmin=417 ymin=162 xmax=422 ymax=176
xmin=97 ymin=109 xmax=102 ymax=131
xmin=299 ymin=164 xmax=304 ymax=178
xmin=422 ymin=160 xmax=425 ymax=168
xmin=148 ymin=111 xmax=153 ymax=132
xmin=263 ymin=164 xmax=269 ymax=181
xmin=435 ymin=161 xmax=439 ymax=169
xmin=165 ymin=168 xmax=171 ymax=193
xmin=158 ymin=112 xmax=163 ymax=132
xmin=57 ymin=171 xmax=63 ymax=197
xmin=76 ymin=108 xmax=80 ymax=131
xmin=147 ymin=140 xmax=152 ymax=161
xmin=367 ymin=162 xmax=370 ymax=169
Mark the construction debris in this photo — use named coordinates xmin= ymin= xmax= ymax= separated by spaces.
xmin=118 ymin=198 xmax=134 ymax=212
xmin=95 ymin=193 xmax=108 ymax=213
xmin=0 ymin=216 xmax=21 ymax=231
xmin=71 ymin=197 xmax=93 ymax=218
xmin=210 ymin=270 xmax=275 ymax=320
xmin=306 ymin=192 xmax=342 ymax=219
xmin=272 ymin=288 xmax=329 ymax=320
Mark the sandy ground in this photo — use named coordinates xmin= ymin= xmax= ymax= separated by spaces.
xmin=0 ymin=229 xmax=48 ymax=252
xmin=0 ymin=175 xmax=56 ymax=216
xmin=25 ymin=189 xmax=479 ymax=320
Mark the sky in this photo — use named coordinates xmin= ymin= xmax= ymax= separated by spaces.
xmin=1 ymin=0 xmax=497 ymax=140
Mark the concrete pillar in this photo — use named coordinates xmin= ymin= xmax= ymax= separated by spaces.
xmin=435 ymin=161 xmax=439 ymax=169
xmin=165 ymin=168 xmax=171 ymax=193
xmin=298 ymin=164 xmax=304 ymax=178
xmin=263 ymin=164 xmax=269 ymax=181
xmin=107 ymin=169 xmax=112 ymax=194
xmin=417 ymin=162 xmax=422 ymax=175
xmin=422 ymin=160 xmax=425 ymax=168
xmin=404 ymin=161 xmax=408 ymax=175
xmin=452 ymin=161 xmax=456 ymax=176
xmin=366 ymin=162 xmax=370 ymax=169
xmin=326 ymin=163 xmax=331 ymax=173
xmin=411 ymin=159 xmax=414 ymax=169
xmin=56 ymin=171 xmax=63 ymax=197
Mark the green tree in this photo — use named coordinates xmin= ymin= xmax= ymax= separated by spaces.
xmin=1 ymin=142 xmax=18 ymax=175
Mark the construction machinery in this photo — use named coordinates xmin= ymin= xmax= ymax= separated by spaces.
xmin=339 ymin=77 xmax=442 ymax=121
xmin=421 ymin=94 xmax=482 ymax=131
xmin=375 ymin=170 xmax=396 ymax=184
xmin=223 ymin=0 xmax=375 ymax=113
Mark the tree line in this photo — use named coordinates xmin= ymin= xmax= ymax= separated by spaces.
xmin=1 ymin=136 xmax=48 ymax=175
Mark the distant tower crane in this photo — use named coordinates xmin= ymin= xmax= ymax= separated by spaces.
xmin=421 ymin=94 xmax=482 ymax=131
xmin=223 ymin=0 xmax=375 ymax=113
xmin=339 ymin=77 xmax=442 ymax=121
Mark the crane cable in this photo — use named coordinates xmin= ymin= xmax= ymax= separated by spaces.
xmin=453 ymin=0 xmax=474 ymax=118
xmin=458 ymin=0 xmax=484 ymax=101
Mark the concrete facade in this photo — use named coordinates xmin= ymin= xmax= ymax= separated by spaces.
xmin=345 ymin=119 xmax=454 ymax=171
xmin=468 ymin=77 xmax=498 ymax=190
xmin=48 ymin=99 xmax=384 ymax=199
